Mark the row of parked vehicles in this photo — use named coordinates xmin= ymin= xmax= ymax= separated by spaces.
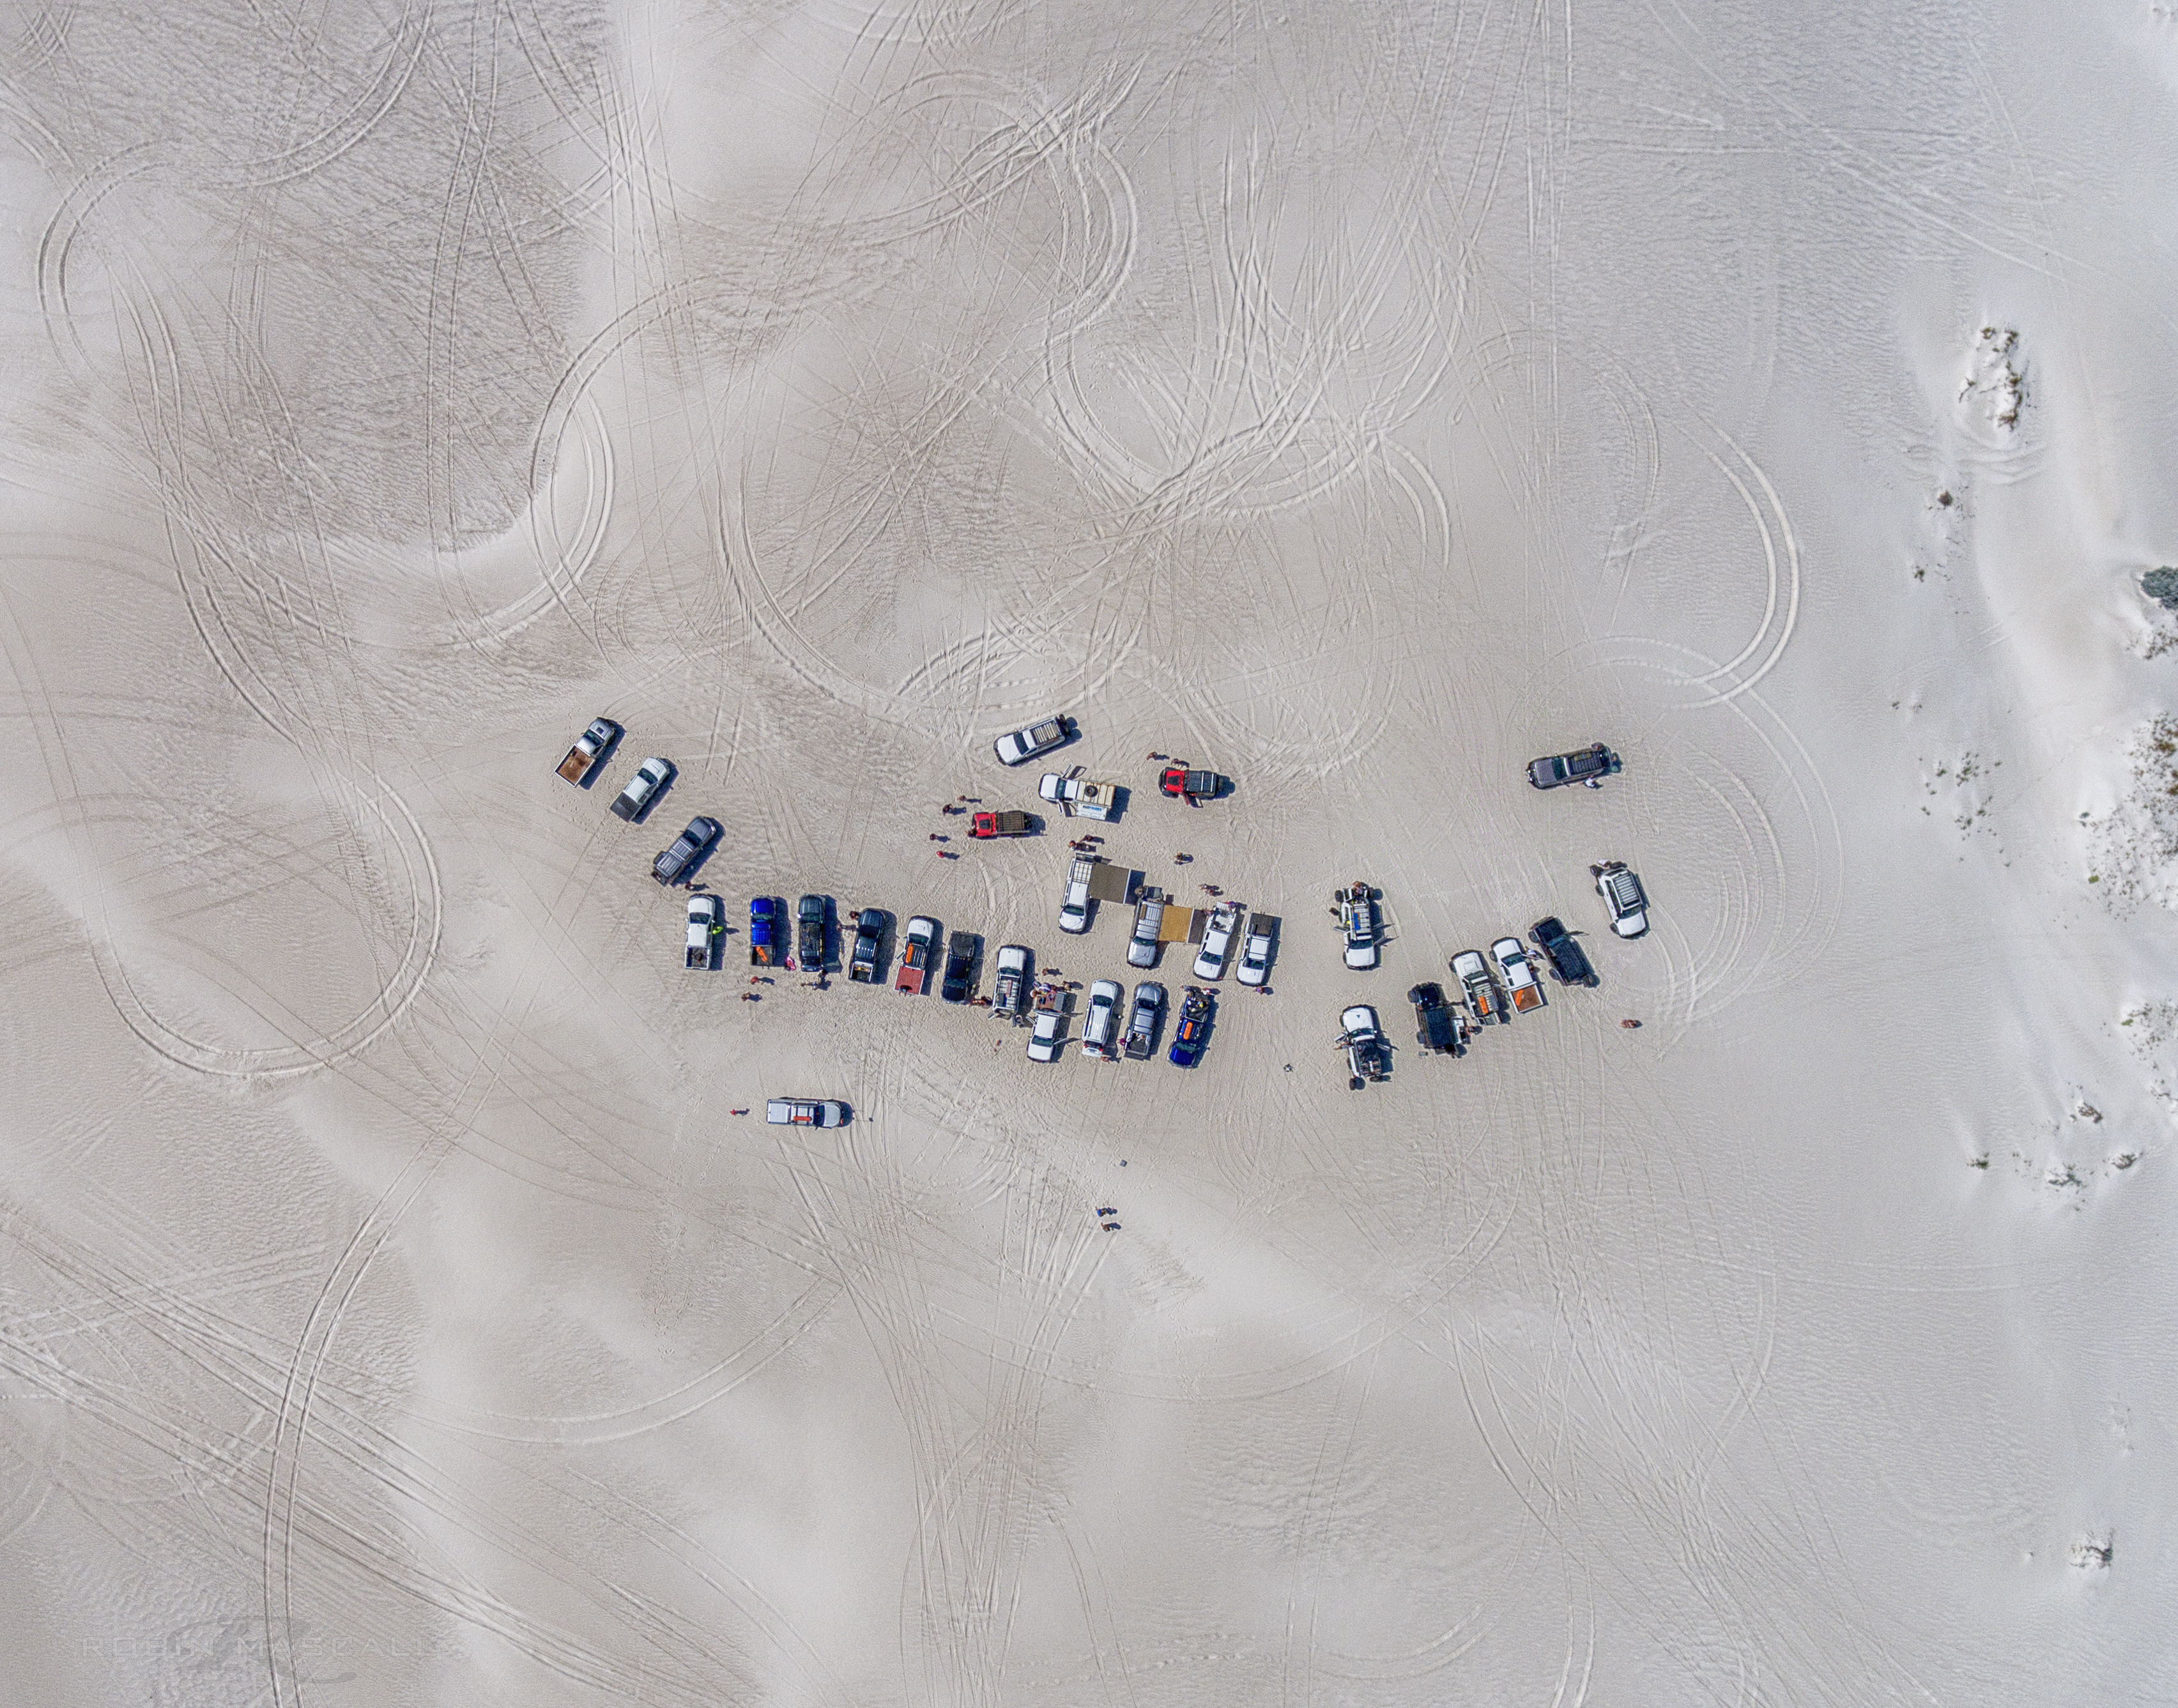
xmin=1036 ymin=980 xmax=1213 ymax=1067
xmin=694 ymin=888 xmax=1216 ymax=1067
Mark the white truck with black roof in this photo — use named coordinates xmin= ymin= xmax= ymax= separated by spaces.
xmin=1489 ymin=937 xmax=1545 ymax=1013
xmin=1452 ymin=950 xmax=1502 ymax=1025
xmin=992 ymin=944 xmax=1031 ymax=1019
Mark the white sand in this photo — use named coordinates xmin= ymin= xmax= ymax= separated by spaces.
xmin=5 ymin=0 xmax=2178 ymax=1700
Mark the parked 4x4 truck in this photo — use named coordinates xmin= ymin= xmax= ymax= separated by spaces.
xmin=848 ymin=908 xmax=886 ymax=983
xmin=1409 ymin=982 xmax=1461 ymax=1053
xmin=940 ymin=932 xmax=978 ymax=1003
xmin=749 ymin=896 xmax=781 ymax=966
xmin=992 ymin=945 xmax=1031 ymax=1018
xmin=651 ymin=816 xmax=719 ymax=885
xmin=1452 ymin=950 xmax=1501 ymax=1025
xmin=1158 ymin=764 xmax=1226 ymax=804
xmin=556 ymin=717 xmax=620 ymax=785
xmin=895 ymin=917 xmax=939 ymax=994
xmin=686 ymin=895 xmax=723 ymax=970
xmin=970 ymin=811 xmax=1033 ymax=838
xmin=797 ymin=895 xmax=829 ymax=970
xmin=1059 ymin=856 xmax=1135 ymax=933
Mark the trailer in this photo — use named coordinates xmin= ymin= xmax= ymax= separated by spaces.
xmin=1039 ymin=770 xmax=1123 ymax=821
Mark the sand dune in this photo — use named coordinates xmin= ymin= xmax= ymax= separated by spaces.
xmin=4 ymin=1 xmax=2177 ymax=1701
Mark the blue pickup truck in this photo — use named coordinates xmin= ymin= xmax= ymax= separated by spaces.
xmin=749 ymin=896 xmax=780 ymax=966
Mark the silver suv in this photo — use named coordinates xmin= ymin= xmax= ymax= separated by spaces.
xmin=1124 ymin=982 xmax=1165 ymax=1059
xmin=1127 ymin=896 xmax=1165 ymax=968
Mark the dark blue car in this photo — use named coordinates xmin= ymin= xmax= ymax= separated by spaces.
xmin=749 ymin=896 xmax=780 ymax=966
xmin=1168 ymin=986 xmax=1213 ymax=1067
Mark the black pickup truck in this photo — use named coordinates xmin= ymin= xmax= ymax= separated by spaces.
xmin=797 ymin=894 xmax=829 ymax=969
xmin=1529 ymin=917 xmax=1599 ymax=987
xmin=940 ymin=931 xmax=979 ymax=1003
xmin=848 ymin=908 xmax=886 ymax=983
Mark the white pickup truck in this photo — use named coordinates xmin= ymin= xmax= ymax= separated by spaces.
xmin=992 ymin=944 xmax=1031 ymax=1018
xmin=1193 ymin=904 xmax=1240 ymax=980
xmin=686 ymin=894 xmax=722 ymax=969
xmin=1452 ymin=949 xmax=1502 ymax=1025
xmin=1059 ymin=858 xmax=1094 ymax=933
xmin=612 ymin=756 xmax=675 ymax=822
xmin=1489 ymin=937 xmax=1545 ymax=1014
xmin=556 ymin=717 xmax=620 ymax=785
xmin=1059 ymin=857 xmax=1133 ymax=933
